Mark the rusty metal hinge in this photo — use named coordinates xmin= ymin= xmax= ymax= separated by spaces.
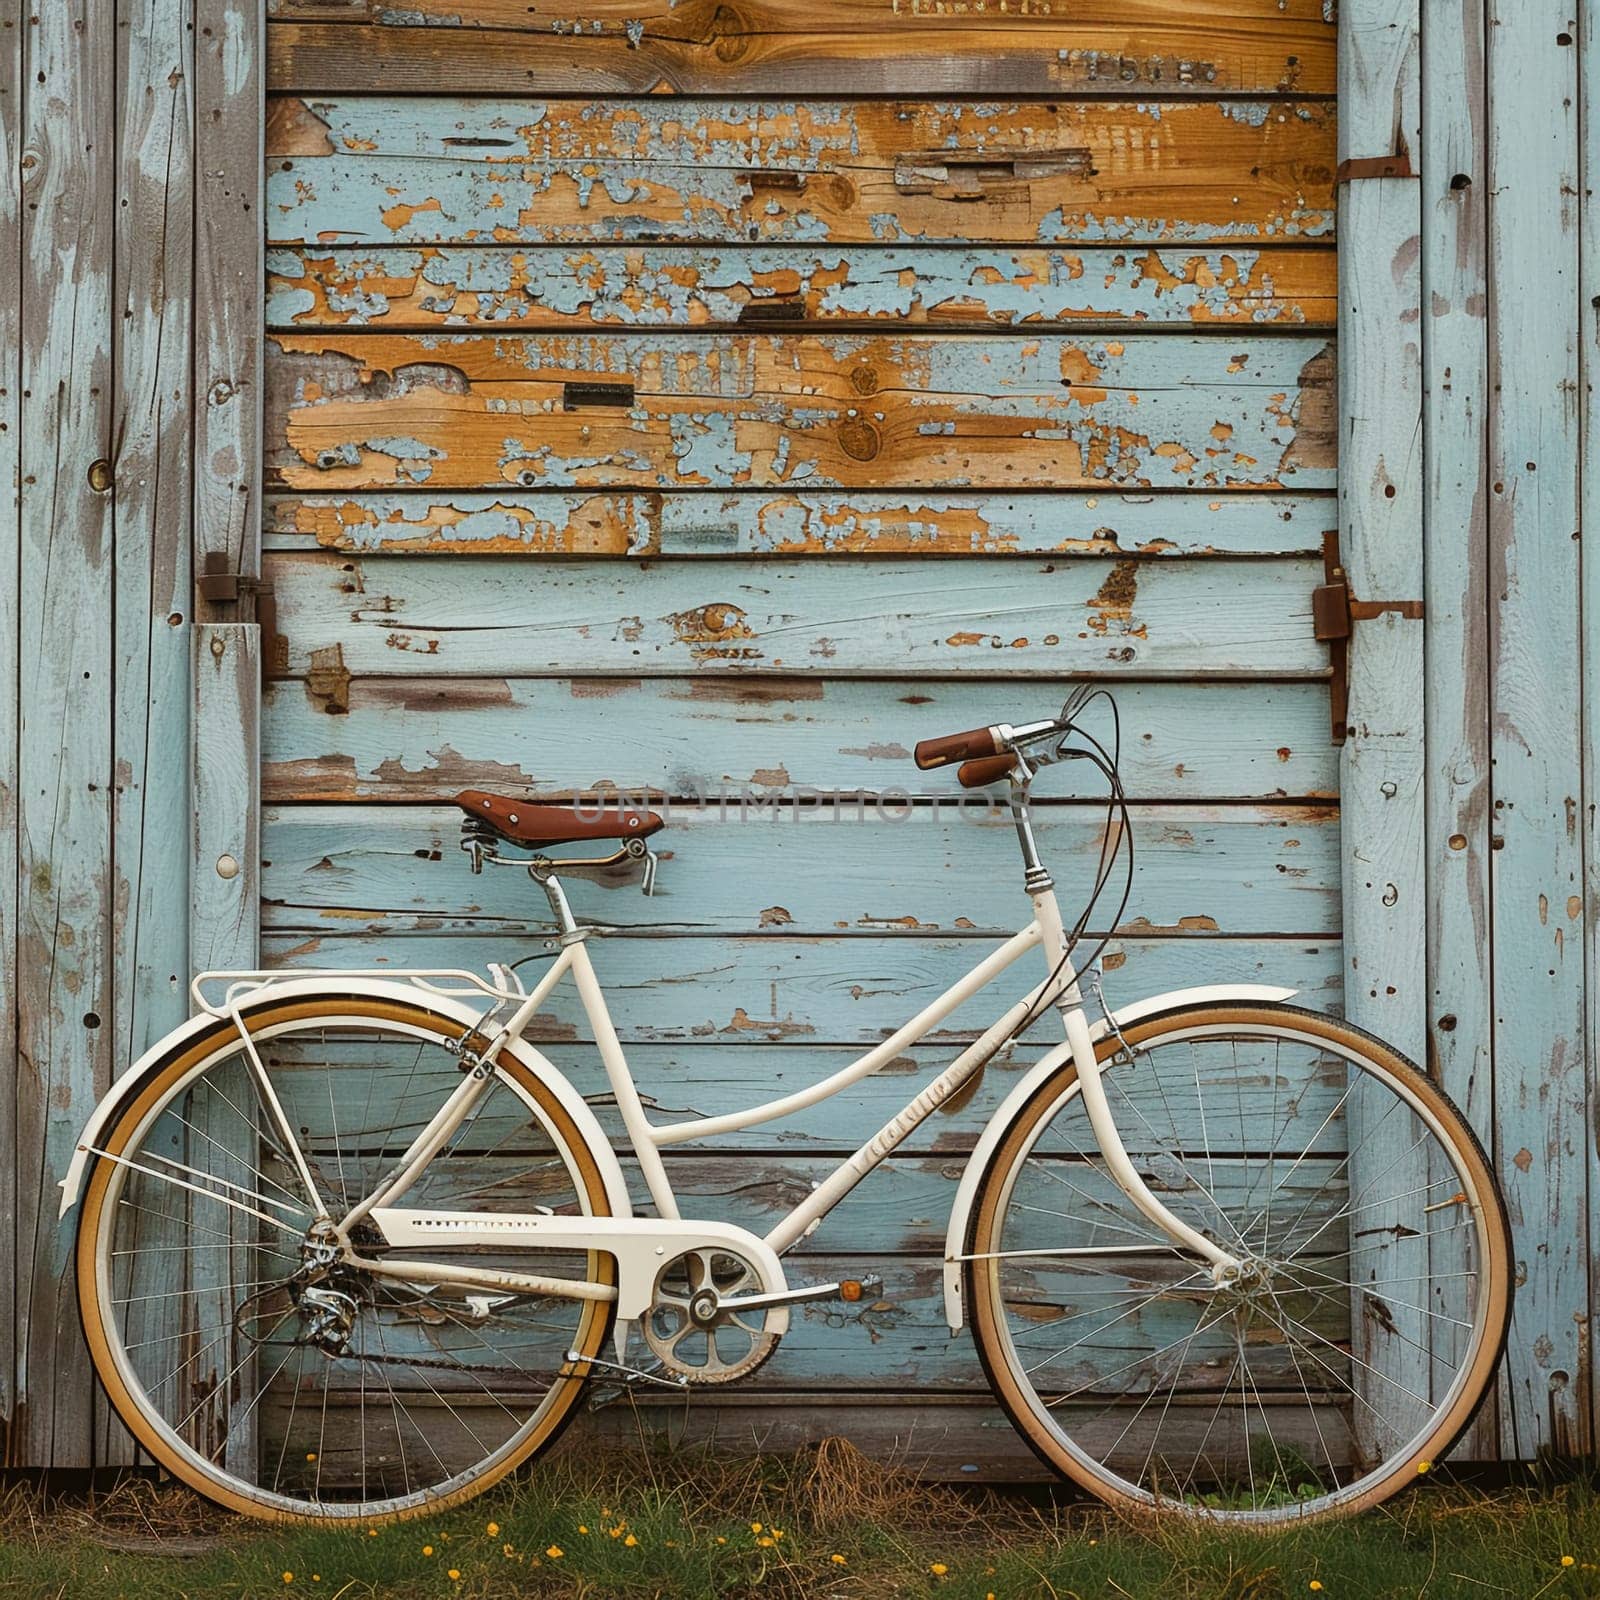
xmin=1314 ymin=530 xmax=1425 ymax=745
xmin=198 ymin=551 xmax=288 ymax=681
xmin=1334 ymin=152 xmax=1417 ymax=183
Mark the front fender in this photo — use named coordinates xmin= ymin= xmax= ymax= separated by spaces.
xmin=57 ymin=977 xmax=634 ymax=1225
xmin=941 ymin=983 xmax=1293 ymax=1330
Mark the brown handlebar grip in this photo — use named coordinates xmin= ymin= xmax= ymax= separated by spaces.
xmin=958 ymin=754 xmax=1020 ymax=789
xmin=914 ymin=725 xmax=1000 ymax=770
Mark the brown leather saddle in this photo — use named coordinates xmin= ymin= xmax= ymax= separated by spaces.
xmin=455 ymin=788 xmax=665 ymax=850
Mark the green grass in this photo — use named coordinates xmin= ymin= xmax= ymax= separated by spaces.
xmin=1 ymin=1442 xmax=1597 ymax=1600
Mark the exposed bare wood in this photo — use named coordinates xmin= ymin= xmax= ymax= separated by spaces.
xmin=263 ymin=490 xmax=1334 ymax=560
xmin=266 ymin=244 xmax=1337 ymax=332
xmin=265 ymin=331 xmax=1336 ymax=494
xmin=267 ymin=0 xmax=1335 ymax=97
xmin=264 ymin=97 xmax=1336 ymax=249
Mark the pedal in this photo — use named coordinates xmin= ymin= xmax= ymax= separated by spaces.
xmin=720 ymin=1274 xmax=883 ymax=1315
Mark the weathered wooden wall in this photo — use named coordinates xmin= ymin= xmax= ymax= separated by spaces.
xmin=1 ymin=0 xmax=1594 ymax=1475
xmin=252 ymin=3 xmax=1341 ymax=1470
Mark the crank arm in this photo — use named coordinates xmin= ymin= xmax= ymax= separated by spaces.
xmin=567 ymin=1347 xmax=688 ymax=1390
xmin=720 ymin=1273 xmax=882 ymax=1314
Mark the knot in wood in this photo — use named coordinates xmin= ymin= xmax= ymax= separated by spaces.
xmin=837 ymin=419 xmax=881 ymax=462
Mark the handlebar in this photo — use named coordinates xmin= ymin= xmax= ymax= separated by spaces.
xmin=915 ymin=691 xmax=1101 ymax=788
xmin=913 ymin=725 xmax=1002 ymax=770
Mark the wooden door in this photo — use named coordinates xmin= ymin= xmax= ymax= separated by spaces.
xmin=258 ymin=2 xmax=1339 ymax=1473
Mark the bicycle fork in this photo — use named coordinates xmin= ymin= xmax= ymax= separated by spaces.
xmin=1034 ymin=890 xmax=1244 ymax=1285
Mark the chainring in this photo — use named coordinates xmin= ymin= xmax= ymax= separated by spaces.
xmin=642 ymin=1247 xmax=781 ymax=1385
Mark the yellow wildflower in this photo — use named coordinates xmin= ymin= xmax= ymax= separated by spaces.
xmin=758 ymin=1537 xmax=775 ymax=1548
xmin=546 ymin=1546 xmax=564 ymax=1560
xmin=1562 ymin=1556 xmax=1576 ymax=1568
xmin=1417 ymin=1460 xmax=1431 ymax=1474
xmin=716 ymin=1536 xmax=727 ymax=1545
xmin=447 ymin=1571 xmax=461 ymax=1582
xmin=367 ymin=1528 xmax=378 ymax=1538
xmin=751 ymin=1522 xmax=763 ymax=1534
xmin=1310 ymin=1585 xmax=1323 ymax=1594
xmin=486 ymin=1521 xmax=499 ymax=1537
xmin=931 ymin=1563 xmax=949 ymax=1576
xmin=282 ymin=1576 xmax=293 ymax=1586
xmin=578 ymin=1525 xmax=589 ymax=1535
xmin=503 ymin=1545 xmax=515 ymax=1558
xmin=624 ymin=1534 xmax=639 ymax=1548
xmin=422 ymin=1545 xmax=434 ymax=1557
xmin=831 ymin=1554 xmax=847 ymax=1566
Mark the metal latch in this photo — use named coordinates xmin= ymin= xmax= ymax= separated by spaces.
xmin=1313 ymin=530 xmax=1425 ymax=744
xmin=198 ymin=551 xmax=288 ymax=679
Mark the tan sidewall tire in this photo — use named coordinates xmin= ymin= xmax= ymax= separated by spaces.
xmin=75 ymin=996 xmax=616 ymax=1525
xmin=966 ymin=1004 xmax=1512 ymax=1524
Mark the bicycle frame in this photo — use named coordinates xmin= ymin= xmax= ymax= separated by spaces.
xmin=298 ymin=862 xmax=1241 ymax=1330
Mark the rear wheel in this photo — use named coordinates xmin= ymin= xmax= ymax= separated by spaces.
xmin=76 ymin=994 xmax=615 ymax=1523
xmin=966 ymin=1004 xmax=1511 ymax=1524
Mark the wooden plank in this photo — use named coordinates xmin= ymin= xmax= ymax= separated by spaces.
xmin=265 ymin=244 xmax=1337 ymax=332
xmin=193 ymin=0 xmax=264 ymax=608
xmin=102 ymin=0 xmax=197 ymax=1475
xmin=263 ymin=97 xmax=1336 ymax=248
xmin=263 ymin=932 xmax=1345 ymax=1043
xmin=1420 ymin=0 xmax=1496 ymax=1460
xmin=263 ymin=491 xmax=1334 ymax=560
xmin=1337 ymin=0 xmax=1426 ymax=1472
xmin=1487 ymin=0 xmax=1588 ymax=1459
xmin=266 ymin=552 xmax=1329 ymax=679
xmin=13 ymin=0 xmax=116 ymax=1470
xmin=270 ymin=1391 xmax=1355 ymax=1485
xmin=260 ymin=802 xmax=1340 ymax=938
xmin=0 ymin=0 xmax=20 ymax=1458
xmin=266 ymin=1 xmax=1336 ymax=98
xmin=1584 ymin=0 xmax=1600 ymax=1464
xmin=265 ymin=331 xmax=1336 ymax=494
xmin=192 ymin=626 xmax=261 ymax=973
xmin=260 ymin=678 xmax=1339 ymax=803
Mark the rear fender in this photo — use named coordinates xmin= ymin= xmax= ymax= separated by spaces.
xmin=58 ymin=978 xmax=633 ymax=1224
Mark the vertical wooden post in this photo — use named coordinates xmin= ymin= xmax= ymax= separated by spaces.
xmin=0 ymin=0 xmax=23 ymax=1463
xmin=1584 ymin=0 xmax=1600 ymax=1467
xmin=12 ymin=0 xmax=117 ymax=1469
xmin=193 ymin=0 xmax=264 ymax=598
xmin=1337 ymin=0 xmax=1428 ymax=1453
xmin=1487 ymin=1 xmax=1588 ymax=1458
xmin=102 ymin=0 xmax=198 ymax=1467
xmin=1420 ymin=0 xmax=1496 ymax=1456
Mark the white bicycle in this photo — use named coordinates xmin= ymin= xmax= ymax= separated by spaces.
xmin=61 ymin=689 xmax=1511 ymax=1525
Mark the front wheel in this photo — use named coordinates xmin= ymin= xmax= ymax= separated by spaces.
xmin=966 ymin=1003 xmax=1511 ymax=1524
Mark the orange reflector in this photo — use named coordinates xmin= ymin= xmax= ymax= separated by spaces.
xmin=839 ymin=1280 xmax=863 ymax=1303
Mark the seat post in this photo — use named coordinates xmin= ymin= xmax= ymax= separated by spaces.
xmin=536 ymin=869 xmax=580 ymax=936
